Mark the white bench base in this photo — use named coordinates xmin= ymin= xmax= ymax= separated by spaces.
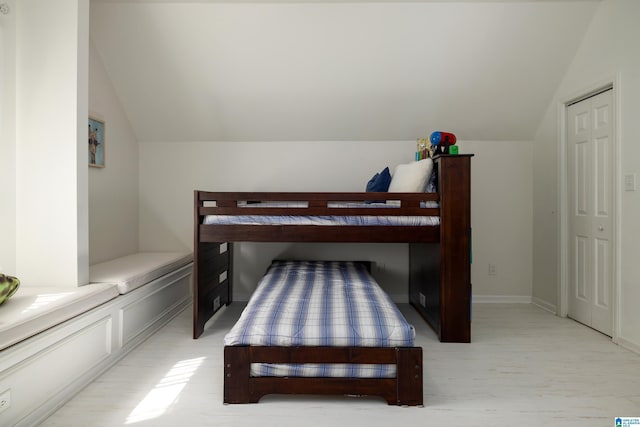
xmin=0 ymin=263 xmax=192 ymax=427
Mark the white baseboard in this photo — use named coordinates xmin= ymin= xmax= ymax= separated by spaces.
xmin=472 ymin=295 xmax=532 ymax=304
xmin=617 ymin=336 xmax=640 ymax=356
xmin=532 ymin=297 xmax=557 ymax=314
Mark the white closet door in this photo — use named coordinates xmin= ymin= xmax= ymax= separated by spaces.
xmin=567 ymin=89 xmax=613 ymax=337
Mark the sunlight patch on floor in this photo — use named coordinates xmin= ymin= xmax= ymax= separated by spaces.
xmin=125 ymin=357 xmax=205 ymax=424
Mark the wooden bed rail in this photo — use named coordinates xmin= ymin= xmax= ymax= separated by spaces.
xmin=198 ymin=191 xmax=439 ymax=202
xmin=196 ymin=191 xmax=439 ymax=217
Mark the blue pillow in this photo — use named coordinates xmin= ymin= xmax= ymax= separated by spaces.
xmin=366 ymin=167 xmax=391 ymax=192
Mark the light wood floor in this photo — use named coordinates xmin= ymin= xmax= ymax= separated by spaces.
xmin=41 ymin=303 xmax=640 ymax=427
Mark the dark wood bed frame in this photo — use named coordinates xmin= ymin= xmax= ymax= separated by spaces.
xmin=193 ymin=154 xmax=472 ymax=406
xmin=224 ymin=346 xmax=423 ymax=405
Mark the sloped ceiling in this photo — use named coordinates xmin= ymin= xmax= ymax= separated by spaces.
xmin=89 ymin=0 xmax=600 ymax=142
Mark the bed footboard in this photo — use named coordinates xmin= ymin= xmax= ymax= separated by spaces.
xmin=224 ymin=346 xmax=423 ymax=406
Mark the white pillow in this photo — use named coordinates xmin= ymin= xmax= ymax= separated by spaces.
xmin=388 ymin=158 xmax=434 ymax=192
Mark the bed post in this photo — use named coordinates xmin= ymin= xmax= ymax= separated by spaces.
xmin=396 ymin=347 xmax=423 ymax=406
xmin=227 ymin=242 xmax=234 ymax=306
xmin=410 ymin=155 xmax=472 ymax=343
xmin=193 ymin=191 xmax=203 ymax=339
xmin=194 ymin=191 xmax=233 ymax=339
xmin=437 ymin=154 xmax=472 ymax=342
xmin=224 ymin=346 xmax=251 ymax=403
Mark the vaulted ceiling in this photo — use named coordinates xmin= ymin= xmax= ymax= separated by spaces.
xmin=89 ymin=0 xmax=600 ymax=142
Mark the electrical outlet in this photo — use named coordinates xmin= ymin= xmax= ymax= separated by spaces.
xmin=488 ymin=263 xmax=497 ymax=276
xmin=419 ymin=292 xmax=426 ymax=307
xmin=213 ymin=296 xmax=221 ymax=312
xmin=0 ymin=389 xmax=11 ymax=414
xmin=625 ymin=173 xmax=637 ymax=192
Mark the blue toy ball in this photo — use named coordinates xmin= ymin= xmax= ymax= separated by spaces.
xmin=430 ymin=131 xmax=442 ymax=146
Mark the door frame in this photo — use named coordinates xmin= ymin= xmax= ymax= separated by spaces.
xmin=557 ymin=74 xmax=621 ymax=342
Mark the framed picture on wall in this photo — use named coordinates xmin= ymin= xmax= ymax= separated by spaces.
xmin=88 ymin=117 xmax=105 ymax=168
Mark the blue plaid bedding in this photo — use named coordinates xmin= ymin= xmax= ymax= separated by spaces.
xmin=224 ymin=260 xmax=415 ymax=378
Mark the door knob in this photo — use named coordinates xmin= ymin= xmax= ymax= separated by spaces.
xmin=598 ymin=225 xmax=604 ymax=231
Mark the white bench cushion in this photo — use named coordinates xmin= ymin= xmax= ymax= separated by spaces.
xmin=0 ymin=284 xmax=119 ymax=351
xmin=89 ymin=252 xmax=192 ymax=295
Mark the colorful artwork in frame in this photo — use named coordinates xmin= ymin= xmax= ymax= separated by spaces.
xmin=88 ymin=117 xmax=105 ymax=168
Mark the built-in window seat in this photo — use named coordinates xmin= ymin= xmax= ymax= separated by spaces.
xmin=0 ymin=252 xmax=192 ymax=427
xmin=0 ymin=284 xmax=120 ymax=351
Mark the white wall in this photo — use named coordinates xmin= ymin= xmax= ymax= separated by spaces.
xmin=88 ymin=40 xmax=139 ymax=265
xmin=139 ymin=140 xmax=533 ymax=302
xmin=2 ymin=7 xmax=141 ymax=274
xmin=15 ymin=0 xmax=90 ymax=287
xmin=0 ymin=1 xmax=16 ymax=276
xmin=533 ymin=0 xmax=640 ymax=350
xmin=532 ymin=98 xmax=561 ymax=311
xmin=464 ymin=141 xmax=533 ymax=302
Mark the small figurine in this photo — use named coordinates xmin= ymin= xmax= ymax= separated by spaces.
xmin=416 ymin=137 xmax=435 ymax=160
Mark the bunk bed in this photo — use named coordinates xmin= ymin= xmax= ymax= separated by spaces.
xmin=193 ymin=154 xmax=472 ymax=405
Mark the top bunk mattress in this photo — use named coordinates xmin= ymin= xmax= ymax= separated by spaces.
xmin=224 ymin=260 xmax=415 ymax=348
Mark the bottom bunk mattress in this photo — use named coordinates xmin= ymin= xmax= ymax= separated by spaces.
xmin=224 ymin=260 xmax=416 ymax=378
